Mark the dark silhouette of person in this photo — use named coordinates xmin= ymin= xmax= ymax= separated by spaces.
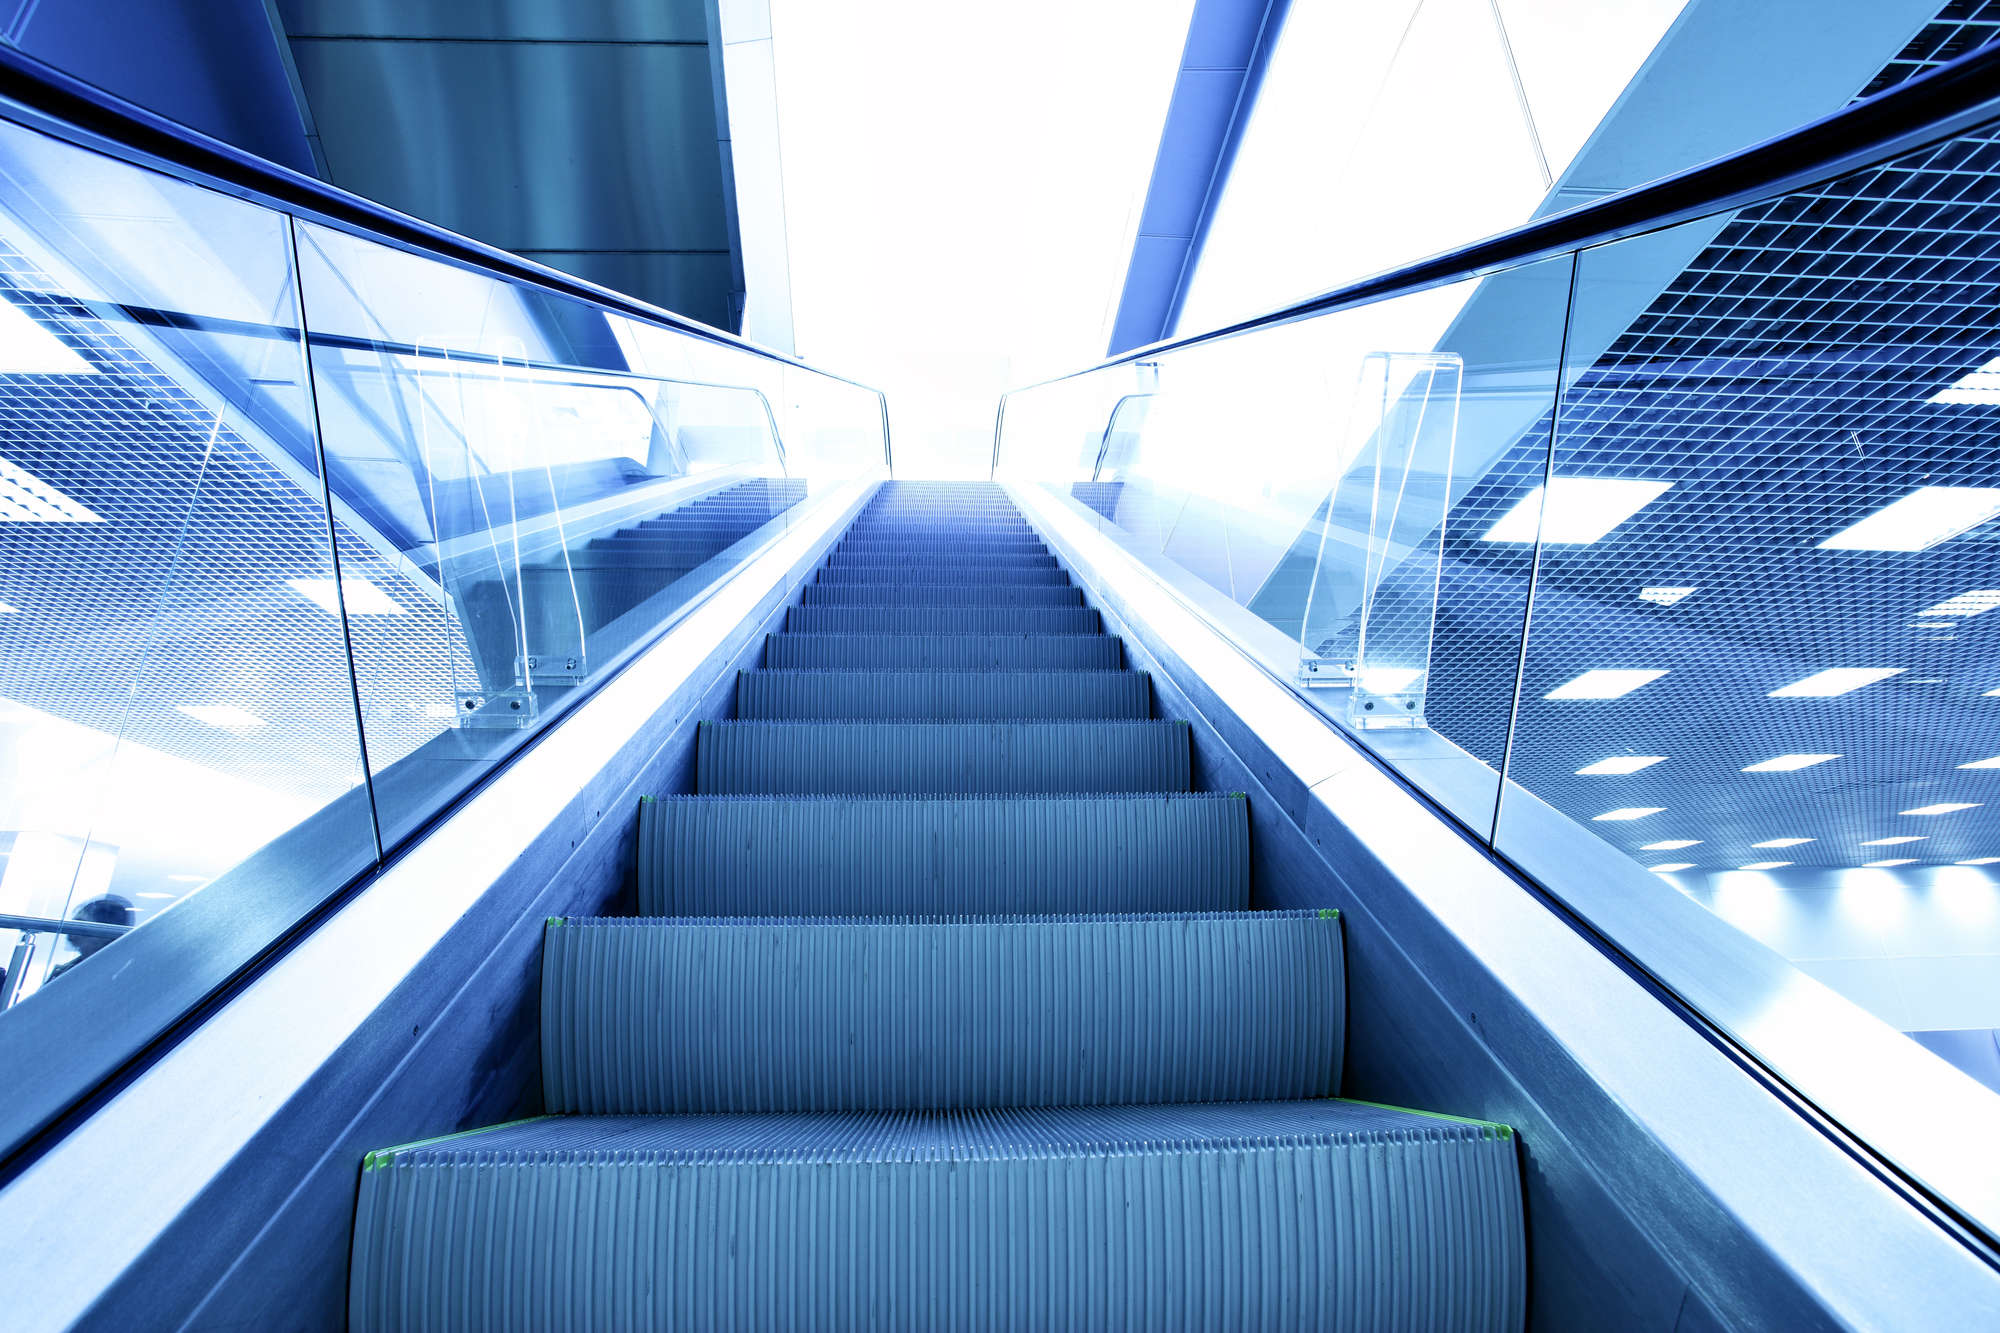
xmin=47 ymin=894 xmax=135 ymax=982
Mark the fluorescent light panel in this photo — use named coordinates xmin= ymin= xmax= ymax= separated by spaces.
xmin=177 ymin=704 xmax=264 ymax=728
xmin=1482 ymin=477 xmax=1672 ymax=544
xmin=1743 ymin=753 xmax=1840 ymax=772
xmin=1740 ymin=861 xmax=1792 ymax=870
xmin=1594 ymin=806 xmax=1665 ymax=822
xmin=1752 ymin=837 xmax=1814 ymax=848
xmin=0 ymin=297 xmax=94 ymax=375
xmin=0 ymin=455 xmax=102 ymax=523
xmin=1818 ymin=486 xmax=2000 ymax=551
xmin=1768 ymin=668 xmax=1903 ymax=698
xmin=1865 ymin=859 xmax=1918 ymax=868
xmin=1576 ymin=755 xmax=1666 ymax=775
xmin=1957 ymin=857 xmax=2000 ymax=865
xmin=1862 ymin=835 xmax=1926 ymax=846
xmin=1921 ymin=589 xmax=2000 ymax=618
xmin=1929 ymin=354 xmax=2000 ymax=404
xmin=1959 ymin=756 xmax=2000 ymax=770
xmin=1650 ymin=863 xmax=1695 ymax=873
xmin=1546 ymin=668 xmax=1668 ymax=700
xmin=1642 ymin=839 xmax=1701 ymax=850
xmin=1639 ymin=586 xmax=1695 ymax=606
xmin=287 ymin=576 xmax=403 ymax=616
xmin=1902 ymin=802 xmax=1980 ymax=816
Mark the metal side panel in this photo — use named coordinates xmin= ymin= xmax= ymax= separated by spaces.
xmin=540 ymin=911 xmax=1342 ymax=1113
xmin=694 ymin=720 xmax=1190 ymax=794
xmin=761 ymin=632 xmax=1124 ymax=671
xmin=351 ymin=1101 xmax=1524 ymax=1333
xmin=733 ymin=668 xmax=1150 ymax=719
xmin=634 ymin=793 xmax=1250 ymax=917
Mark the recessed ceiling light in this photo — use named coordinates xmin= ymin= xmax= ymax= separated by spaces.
xmin=1576 ymin=755 xmax=1667 ymax=775
xmin=287 ymin=577 xmax=403 ymax=616
xmin=0 ymin=297 xmax=95 ymax=374
xmin=1928 ymin=354 xmax=2000 ymax=404
xmin=1817 ymin=486 xmax=2000 ymax=551
xmin=1921 ymin=589 xmax=2000 ymax=617
xmin=1739 ymin=861 xmax=1792 ymax=871
xmin=1909 ymin=622 xmax=1957 ymax=630
xmin=1957 ymin=857 xmax=2000 ymax=865
xmin=1959 ymin=757 xmax=2000 ymax=769
xmin=1642 ymin=839 xmax=1701 ymax=850
xmin=1742 ymin=753 xmax=1840 ymax=772
xmin=1987 ymin=687 xmax=2000 ymax=698
xmin=1752 ymin=837 xmax=1814 ymax=848
xmin=1864 ymin=859 xmax=1918 ymax=868
xmin=0 ymin=455 xmax=103 ymax=522
xmin=1545 ymin=669 xmax=1668 ymax=700
xmin=1902 ymin=802 xmax=1980 ymax=816
xmin=177 ymin=704 xmax=264 ymax=728
xmin=0 ymin=600 xmax=14 ymax=613
xmin=1639 ymin=586 xmax=1695 ymax=606
xmin=1481 ymin=477 xmax=1672 ymax=544
xmin=1594 ymin=807 xmax=1665 ymax=822
xmin=1768 ymin=668 xmax=1904 ymax=698
xmin=1650 ymin=863 xmax=1695 ymax=872
xmin=1862 ymin=835 xmax=1926 ymax=846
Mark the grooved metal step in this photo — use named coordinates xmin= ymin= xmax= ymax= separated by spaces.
xmin=636 ymin=793 xmax=1248 ymax=916
xmin=695 ymin=720 xmax=1190 ymax=794
xmin=351 ymin=1101 xmax=1525 ymax=1333
xmin=815 ymin=563 xmax=1069 ymax=583
xmin=541 ymin=910 xmax=1342 ymax=1113
xmin=763 ymin=632 xmax=1122 ymax=670
xmin=734 ymin=669 xmax=1147 ymax=719
xmin=800 ymin=583 xmax=1084 ymax=607
xmin=786 ymin=606 xmax=1099 ymax=635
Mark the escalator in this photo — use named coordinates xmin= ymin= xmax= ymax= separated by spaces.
xmin=348 ymin=482 xmax=1524 ymax=1330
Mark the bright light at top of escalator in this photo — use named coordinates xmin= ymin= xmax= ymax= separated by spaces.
xmin=1921 ymin=589 xmax=2000 ymax=617
xmin=287 ymin=577 xmax=404 ymax=616
xmin=1576 ymin=754 xmax=1665 ymax=775
xmin=0 ymin=297 xmax=95 ymax=375
xmin=1816 ymin=485 xmax=2000 ymax=551
xmin=1928 ymin=354 xmax=2000 ymax=404
xmin=1742 ymin=753 xmax=1840 ymax=772
xmin=1767 ymin=667 xmax=1903 ymax=697
xmin=0 ymin=455 xmax=103 ymax=522
xmin=1481 ymin=477 xmax=1672 ymax=544
xmin=1545 ymin=668 xmax=1668 ymax=700
xmin=1902 ymin=802 xmax=1981 ymax=816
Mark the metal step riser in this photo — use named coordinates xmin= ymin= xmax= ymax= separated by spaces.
xmin=734 ymin=670 xmax=1148 ymax=720
xmin=541 ymin=913 xmax=1342 ymax=1113
xmin=786 ymin=607 xmax=1100 ymax=635
xmin=636 ymin=794 xmax=1248 ymax=916
xmin=696 ymin=721 xmax=1190 ymax=795
xmin=800 ymin=585 xmax=1085 ymax=608
xmin=763 ymin=634 xmax=1123 ymax=671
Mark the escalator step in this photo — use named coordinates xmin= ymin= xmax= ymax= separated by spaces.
xmin=763 ymin=632 xmax=1121 ymax=670
xmin=734 ymin=668 xmax=1146 ymax=719
xmin=541 ymin=910 xmax=1341 ymax=1113
xmin=695 ymin=720 xmax=1190 ymax=794
xmin=800 ymin=583 xmax=1084 ymax=607
xmin=815 ymin=563 xmax=1069 ymax=583
xmin=786 ymin=606 xmax=1099 ymax=635
xmin=351 ymin=1101 xmax=1524 ymax=1333
xmin=822 ymin=552 xmax=1060 ymax=571
xmin=636 ymin=792 xmax=1247 ymax=916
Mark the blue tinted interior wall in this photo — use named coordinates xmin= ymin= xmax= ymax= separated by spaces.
xmin=2 ymin=0 xmax=317 ymax=177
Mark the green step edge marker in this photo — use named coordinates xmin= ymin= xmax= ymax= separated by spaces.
xmin=545 ymin=916 xmax=565 ymax=929
xmin=1317 ymin=908 xmax=1340 ymax=920
xmin=1339 ymin=1097 xmax=1516 ymax=1140
xmin=362 ymin=1115 xmax=555 ymax=1171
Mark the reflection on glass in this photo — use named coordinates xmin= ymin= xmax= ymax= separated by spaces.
xmin=0 ymin=119 xmax=375 ymax=1007
xmin=1001 ymin=254 xmax=1571 ymax=828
